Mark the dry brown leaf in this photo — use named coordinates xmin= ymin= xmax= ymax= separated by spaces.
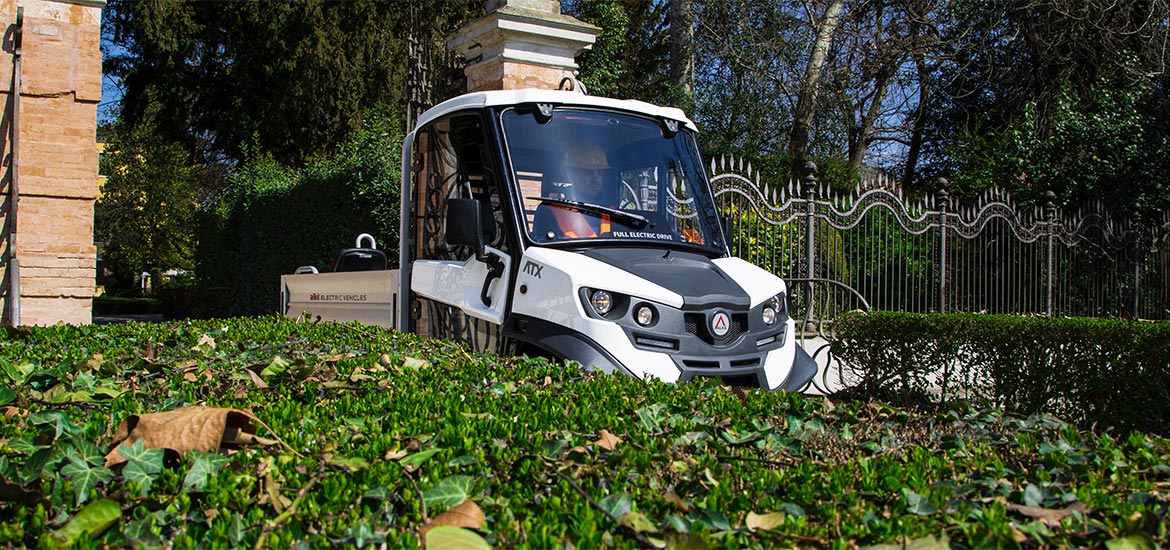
xmin=192 ymin=334 xmax=216 ymax=352
xmin=731 ymin=387 xmax=751 ymax=401
xmin=596 ymin=429 xmax=622 ymax=451
xmin=663 ymin=488 xmax=691 ymax=512
xmin=0 ymin=407 xmax=24 ymax=420
xmin=419 ymin=499 xmax=485 ymax=538
xmin=1005 ymin=501 xmax=1089 ymax=528
xmin=85 ymin=354 xmax=104 ymax=371
xmin=243 ymin=367 xmax=269 ymax=389
xmin=104 ymin=406 xmax=293 ymax=466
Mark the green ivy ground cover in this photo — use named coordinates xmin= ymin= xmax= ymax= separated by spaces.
xmin=0 ymin=316 xmax=1166 ymax=548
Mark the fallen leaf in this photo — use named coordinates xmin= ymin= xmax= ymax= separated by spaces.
xmin=243 ymin=367 xmax=269 ymax=389
xmin=663 ymin=488 xmax=691 ymax=512
xmin=41 ymin=499 xmax=121 ymax=549
xmin=104 ymin=406 xmax=291 ymax=466
xmin=745 ymin=511 xmax=785 ymax=531
xmin=419 ymin=499 xmax=485 ymax=538
xmin=424 ymin=525 xmax=490 ymax=550
xmin=192 ymin=334 xmax=216 ymax=352
xmin=402 ymin=356 xmax=429 ymax=370
xmin=1005 ymin=501 xmax=1089 ymax=528
xmin=596 ymin=429 xmax=622 ymax=451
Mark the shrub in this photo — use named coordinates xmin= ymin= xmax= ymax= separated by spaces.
xmin=196 ymin=113 xmax=404 ymax=317
xmin=832 ymin=311 xmax=1170 ymax=436
xmin=0 ymin=317 xmax=1166 ymax=548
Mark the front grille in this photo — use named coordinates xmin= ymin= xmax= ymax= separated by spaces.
xmin=684 ymin=313 xmax=748 ymax=346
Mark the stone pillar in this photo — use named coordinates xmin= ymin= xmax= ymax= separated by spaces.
xmin=447 ymin=0 xmax=599 ymax=93
xmin=1 ymin=0 xmax=104 ymax=326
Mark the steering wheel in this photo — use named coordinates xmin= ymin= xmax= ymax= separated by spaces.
xmin=619 ymin=181 xmax=642 ymax=210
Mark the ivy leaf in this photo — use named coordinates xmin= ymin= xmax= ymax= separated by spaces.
xmin=635 ymin=404 xmax=667 ymax=432
xmin=598 ymin=493 xmax=633 ymax=519
xmin=120 ymin=439 xmax=164 ymax=496
xmin=183 ymin=451 xmax=231 ymax=492
xmin=28 ymin=411 xmax=77 ymax=440
xmin=423 ymin=525 xmax=490 ymax=550
xmin=0 ymin=359 xmax=34 ymax=385
xmin=1024 ymin=483 xmax=1044 ymax=507
xmin=228 ymin=513 xmax=247 ymax=547
xmin=423 ymin=475 xmax=473 ymax=510
xmin=399 ymin=448 xmax=441 ymax=470
xmin=1105 ymin=535 xmax=1156 ymax=550
xmin=903 ymin=489 xmax=939 ymax=515
xmin=69 ymin=437 xmax=105 ymax=466
xmin=692 ymin=507 xmax=731 ymax=531
xmin=60 ymin=453 xmax=113 ymax=506
xmin=261 ymin=356 xmax=290 ymax=379
xmin=40 ymin=499 xmax=122 ymax=549
xmin=328 ymin=454 xmax=370 ymax=472
xmin=618 ymin=511 xmax=659 ymax=534
xmin=0 ymin=387 xmax=16 ymax=407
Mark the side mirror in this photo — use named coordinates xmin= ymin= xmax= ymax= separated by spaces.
xmin=445 ymin=198 xmax=486 ymax=255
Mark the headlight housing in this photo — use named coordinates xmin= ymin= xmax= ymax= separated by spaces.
xmin=589 ymin=289 xmax=614 ymax=316
xmin=762 ymin=292 xmax=786 ymax=325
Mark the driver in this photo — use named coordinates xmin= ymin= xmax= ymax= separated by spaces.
xmin=536 ymin=142 xmax=615 ymax=239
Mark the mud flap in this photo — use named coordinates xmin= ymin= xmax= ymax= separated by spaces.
xmin=777 ymin=344 xmax=818 ymax=393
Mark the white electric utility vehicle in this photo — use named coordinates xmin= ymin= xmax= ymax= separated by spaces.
xmin=281 ymin=89 xmax=817 ymax=392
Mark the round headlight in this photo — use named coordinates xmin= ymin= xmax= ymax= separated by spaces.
xmin=635 ymin=305 xmax=654 ymax=326
xmin=762 ymin=306 xmax=776 ymax=325
xmin=590 ymin=290 xmax=613 ymax=315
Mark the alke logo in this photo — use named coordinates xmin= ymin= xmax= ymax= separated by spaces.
xmin=711 ymin=311 xmax=730 ymax=337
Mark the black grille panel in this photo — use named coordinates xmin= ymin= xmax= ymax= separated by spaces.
xmin=684 ymin=313 xmax=748 ymax=346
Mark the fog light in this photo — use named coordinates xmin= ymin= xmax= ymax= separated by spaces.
xmin=762 ymin=306 xmax=776 ymax=325
xmin=635 ymin=305 xmax=654 ymax=326
xmin=590 ymin=290 xmax=613 ymax=315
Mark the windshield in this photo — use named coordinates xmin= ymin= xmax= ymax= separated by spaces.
xmin=501 ymin=107 xmax=723 ymax=252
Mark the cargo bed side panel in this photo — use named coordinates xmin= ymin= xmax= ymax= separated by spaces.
xmin=280 ymin=270 xmax=400 ymax=329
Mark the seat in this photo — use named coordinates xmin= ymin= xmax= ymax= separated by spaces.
xmin=331 ymin=248 xmax=388 ymax=272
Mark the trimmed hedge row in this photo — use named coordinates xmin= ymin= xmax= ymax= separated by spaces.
xmin=0 ymin=317 xmax=1167 ymax=548
xmin=831 ymin=312 xmax=1170 ymax=436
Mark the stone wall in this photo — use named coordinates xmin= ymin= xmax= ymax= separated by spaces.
xmin=0 ymin=0 xmax=104 ymax=326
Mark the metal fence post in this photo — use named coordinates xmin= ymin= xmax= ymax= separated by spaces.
xmin=804 ymin=162 xmax=817 ymax=282
xmin=1132 ymin=212 xmax=1143 ymax=318
xmin=1045 ymin=191 xmax=1057 ymax=316
xmin=937 ymin=180 xmax=949 ymax=314
xmin=803 ymin=162 xmax=817 ymax=330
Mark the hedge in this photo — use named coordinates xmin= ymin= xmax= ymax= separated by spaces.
xmin=0 ymin=316 xmax=1166 ymax=548
xmin=831 ymin=312 xmax=1170 ymax=436
xmin=195 ymin=114 xmax=404 ymax=317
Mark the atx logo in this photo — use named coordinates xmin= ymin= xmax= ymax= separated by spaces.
xmin=710 ymin=311 xmax=731 ymax=337
xmin=523 ymin=260 xmax=543 ymax=279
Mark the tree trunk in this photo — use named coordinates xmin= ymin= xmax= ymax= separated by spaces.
xmin=788 ymin=0 xmax=845 ymax=160
xmin=669 ymin=0 xmax=694 ymax=103
xmin=848 ymin=69 xmax=890 ymax=174
xmin=902 ymin=52 xmax=931 ymax=190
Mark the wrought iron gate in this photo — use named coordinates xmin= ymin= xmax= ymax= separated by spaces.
xmin=711 ymin=157 xmax=1170 ymax=324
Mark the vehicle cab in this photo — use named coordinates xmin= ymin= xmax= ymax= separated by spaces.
xmin=400 ymin=89 xmax=816 ymax=391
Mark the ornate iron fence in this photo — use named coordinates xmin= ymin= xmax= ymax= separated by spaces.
xmin=711 ymin=157 xmax=1170 ymax=325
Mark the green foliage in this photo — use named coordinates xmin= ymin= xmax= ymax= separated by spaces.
xmin=832 ymin=312 xmax=1170 ymax=435
xmin=104 ymin=0 xmax=419 ymax=167
xmin=0 ymin=316 xmax=1167 ymax=548
xmin=95 ymin=126 xmax=200 ymax=289
xmin=196 ymin=112 xmax=404 ymax=316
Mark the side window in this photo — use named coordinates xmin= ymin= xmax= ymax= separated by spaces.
xmin=412 ymin=114 xmax=505 ymax=262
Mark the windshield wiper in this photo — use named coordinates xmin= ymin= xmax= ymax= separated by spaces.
xmin=529 ymin=196 xmax=650 ymax=229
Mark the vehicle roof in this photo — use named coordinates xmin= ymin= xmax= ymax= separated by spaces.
xmin=414 ymin=89 xmax=699 ymax=132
